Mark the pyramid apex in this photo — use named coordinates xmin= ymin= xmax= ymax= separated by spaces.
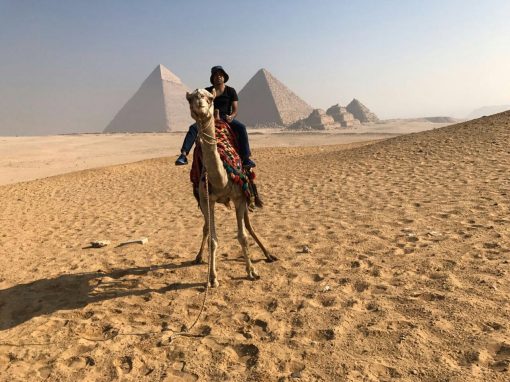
xmin=151 ymin=64 xmax=183 ymax=84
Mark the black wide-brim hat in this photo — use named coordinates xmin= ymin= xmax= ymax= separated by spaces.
xmin=210 ymin=65 xmax=229 ymax=84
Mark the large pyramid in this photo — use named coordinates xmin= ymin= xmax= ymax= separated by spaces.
xmin=104 ymin=64 xmax=193 ymax=133
xmin=237 ymin=69 xmax=313 ymax=126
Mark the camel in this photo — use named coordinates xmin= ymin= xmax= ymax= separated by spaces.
xmin=185 ymin=88 xmax=277 ymax=288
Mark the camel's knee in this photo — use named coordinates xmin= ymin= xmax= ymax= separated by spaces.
xmin=209 ymin=237 xmax=218 ymax=252
xmin=237 ymin=233 xmax=248 ymax=248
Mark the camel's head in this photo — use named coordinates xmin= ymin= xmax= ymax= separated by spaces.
xmin=186 ymin=88 xmax=216 ymax=122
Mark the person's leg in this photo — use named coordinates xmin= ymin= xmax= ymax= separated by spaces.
xmin=181 ymin=123 xmax=198 ymax=154
xmin=176 ymin=123 xmax=198 ymax=165
xmin=229 ymin=119 xmax=255 ymax=168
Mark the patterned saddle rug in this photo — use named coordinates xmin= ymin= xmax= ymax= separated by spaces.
xmin=190 ymin=119 xmax=256 ymax=203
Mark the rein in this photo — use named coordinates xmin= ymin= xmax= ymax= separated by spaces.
xmin=168 ymin=171 xmax=212 ymax=343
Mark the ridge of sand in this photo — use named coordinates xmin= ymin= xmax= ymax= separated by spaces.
xmin=0 ymin=113 xmax=509 ymax=381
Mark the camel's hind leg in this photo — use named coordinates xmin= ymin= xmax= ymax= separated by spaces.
xmin=244 ymin=210 xmax=278 ymax=262
xmin=235 ymin=201 xmax=259 ymax=280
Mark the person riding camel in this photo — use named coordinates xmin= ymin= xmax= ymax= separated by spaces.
xmin=175 ymin=65 xmax=256 ymax=169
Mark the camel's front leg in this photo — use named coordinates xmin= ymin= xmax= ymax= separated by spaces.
xmin=236 ymin=201 xmax=259 ymax=280
xmin=200 ymin=196 xmax=219 ymax=287
xmin=208 ymin=202 xmax=219 ymax=287
xmin=194 ymin=223 xmax=208 ymax=264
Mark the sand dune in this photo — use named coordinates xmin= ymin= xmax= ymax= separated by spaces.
xmin=0 ymin=113 xmax=509 ymax=381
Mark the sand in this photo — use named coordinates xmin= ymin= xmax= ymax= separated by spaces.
xmin=0 ymin=115 xmax=509 ymax=381
xmin=0 ymin=121 xmax=445 ymax=186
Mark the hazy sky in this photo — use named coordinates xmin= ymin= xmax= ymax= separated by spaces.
xmin=1 ymin=0 xmax=509 ymax=135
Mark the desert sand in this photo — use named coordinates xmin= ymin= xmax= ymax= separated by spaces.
xmin=0 ymin=114 xmax=509 ymax=381
xmin=0 ymin=129 xmax=408 ymax=187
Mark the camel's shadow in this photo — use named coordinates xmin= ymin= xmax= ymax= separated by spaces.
xmin=0 ymin=261 xmax=201 ymax=331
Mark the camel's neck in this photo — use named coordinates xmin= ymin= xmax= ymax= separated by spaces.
xmin=197 ymin=113 xmax=228 ymax=191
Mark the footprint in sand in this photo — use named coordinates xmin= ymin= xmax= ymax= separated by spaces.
xmin=354 ymin=280 xmax=370 ymax=293
xmin=266 ymin=299 xmax=278 ymax=313
xmin=233 ymin=343 xmax=260 ymax=368
xmin=489 ymin=343 xmax=510 ymax=372
xmin=482 ymin=321 xmax=505 ymax=332
xmin=320 ymin=296 xmax=337 ymax=307
xmin=115 ymin=355 xmax=133 ymax=374
xmin=394 ymin=230 xmax=420 ymax=255
xmin=167 ymin=369 xmax=199 ymax=382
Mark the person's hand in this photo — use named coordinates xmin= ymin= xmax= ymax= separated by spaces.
xmin=226 ymin=115 xmax=234 ymax=123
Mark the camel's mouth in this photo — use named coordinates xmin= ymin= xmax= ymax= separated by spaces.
xmin=194 ymin=100 xmax=211 ymax=114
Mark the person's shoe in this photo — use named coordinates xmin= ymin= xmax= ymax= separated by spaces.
xmin=242 ymin=158 xmax=256 ymax=168
xmin=175 ymin=154 xmax=188 ymax=166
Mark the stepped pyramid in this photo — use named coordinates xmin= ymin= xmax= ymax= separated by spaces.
xmin=326 ymin=104 xmax=361 ymax=128
xmin=104 ymin=64 xmax=193 ymax=133
xmin=346 ymin=98 xmax=379 ymax=123
xmin=237 ymin=68 xmax=313 ymax=126
xmin=289 ymin=109 xmax=338 ymax=130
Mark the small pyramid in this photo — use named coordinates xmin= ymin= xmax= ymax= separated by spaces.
xmin=326 ymin=104 xmax=361 ymax=128
xmin=104 ymin=64 xmax=193 ymax=133
xmin=346 ymin=99 xmax=379 ymax=123
xmin=289 ymin=109 xmax=338 ymax=130
xmin=237 ymin=69 xmax=313 ymax=126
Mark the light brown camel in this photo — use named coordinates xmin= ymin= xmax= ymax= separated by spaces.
xmin=185 ymin=88 xmax=277 ymax=288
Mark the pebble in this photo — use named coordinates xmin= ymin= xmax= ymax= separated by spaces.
xmin=90 ymin=240 xmax=110 ymax=248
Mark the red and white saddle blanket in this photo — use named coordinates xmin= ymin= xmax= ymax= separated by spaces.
xmin=190 ymin=120 xmax=255 ymax=199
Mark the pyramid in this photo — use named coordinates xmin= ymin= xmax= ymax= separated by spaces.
xmin=326 ymin=104 xmax=361 ymax=128
xmin=346 ymin=99 xmax=379 ymax=123
xmin=237 ymin=69 xmax=313 ymax=126
xmin=289 ymin=109 xmax=338 ymax=130
xmin=104 ymin=64 xmax=193 ymax=133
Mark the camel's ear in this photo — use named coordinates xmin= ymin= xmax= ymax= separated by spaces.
xmin=210 ymin=88 xmax=216 ymax=99
xmin=186 ymin=92 xmax=193 ymax=101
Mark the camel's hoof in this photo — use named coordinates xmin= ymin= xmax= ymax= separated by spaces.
xmin=194 ymin=256 xmax=205 ymax=265
xmin=208 ymin=279 xmax=219 ymax=288
xmin=265 ymin=253 xmax=278 ymax=262
xmin=247 ymin=269 xmax=260 ymax=281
